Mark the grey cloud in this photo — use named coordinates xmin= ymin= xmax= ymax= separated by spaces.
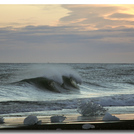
xmin=0 ymin=26 xmax=120 ymax=45
xmin=108 ymin=13 xmax=134 ymax=19
xmin=1 ymin=25 xmax=134 ymax=48
xmin=1 ymin=25 xmax=134 ymax=63
xmin=61 ymin=5 xmax=118 ymax=21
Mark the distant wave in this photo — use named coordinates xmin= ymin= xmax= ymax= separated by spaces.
xmin=125 ymin=81 xmax=134 ymax=85
xmin=83 ymin=81 xmax=106 ymax=88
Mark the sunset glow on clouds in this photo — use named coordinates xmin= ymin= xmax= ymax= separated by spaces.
xmin=0 ymin=4 xmax=134 ymax=63
xmin=60 ymin=4 xmax=134 ymax=30
xmin=0 ymin=5 xmax=70 ymax=27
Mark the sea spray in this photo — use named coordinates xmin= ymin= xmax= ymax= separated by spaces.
xmin=12 ymin=64 xmax=82 ymax=93
xmin=10 ymin=64 xmax=82 ymax=85
xmin=41 ymin=64 xmax=82 ymax=85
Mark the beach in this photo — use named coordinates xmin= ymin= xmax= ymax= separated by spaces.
xmin=1 ymin=113 xmax=134 ymax=130
xmin=1 ymin=63 xmax=134 ymax=131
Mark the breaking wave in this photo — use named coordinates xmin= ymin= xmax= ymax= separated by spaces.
xmin=12 ymin=64 xmax=82 ymax=93
xmin=15 ymin=76 xmax=80 ymax=93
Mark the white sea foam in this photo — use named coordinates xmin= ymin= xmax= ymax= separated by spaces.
xmin=1 ymin=94 xmax=134 ymax=115
xmin=97 ymin=94 xmax=134 ymax=106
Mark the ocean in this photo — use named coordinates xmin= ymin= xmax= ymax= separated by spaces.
xmin=0 ymin=63 xmax=134 ymax=119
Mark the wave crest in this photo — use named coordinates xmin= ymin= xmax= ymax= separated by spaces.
xmin=17 ymin=76 xmax=80 ymax=93
xmin=12 ymin=64 xmax=82 ymax=93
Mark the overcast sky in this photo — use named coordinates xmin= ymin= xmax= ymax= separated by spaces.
xmin=0 ymin=4 xmax=134 ymax=63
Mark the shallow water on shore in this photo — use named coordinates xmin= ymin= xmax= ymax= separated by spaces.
xmin=1 ymin=112 xmax=134 ymax=130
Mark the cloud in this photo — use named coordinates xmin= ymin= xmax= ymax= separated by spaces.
xmin=0 ymin=5 xmax=70 ymax=28
xmin=109 ymin=13 xmax=134 ymax=19
xmin=1 ymin=25 xmax=134 ymax=45
xmin=60 ymin=4 xmax=134 ymax=30
xmin=1 ymin=4 xmax=134 ymax=63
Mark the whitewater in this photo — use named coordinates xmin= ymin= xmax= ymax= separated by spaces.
xmin=0 ymin=63 xmax=134 ymax=117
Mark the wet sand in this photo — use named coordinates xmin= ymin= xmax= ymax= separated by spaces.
xmin=0 ymin=113 xmax=134 ymax=130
